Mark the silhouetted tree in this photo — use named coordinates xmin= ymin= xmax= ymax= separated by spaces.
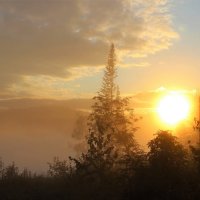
xmin=190 ymin=117 xmax=200 ymax=173
xmin=139 ymin=130 xmax=190 ymax=200
xmin=0 ymin=158 xmax=4 ymax=179
xmin=3 ymin=162 xmax=19 ymax=179
xmin=48 ymin=157 xmax=73 ymax=178
xmin=148 ymin=130 xmax=188 ymax=171
xmin=20 ymin=168 xmax=32 ymax=179
xmin=190 ymin=145 xmax=200 ymax=172
xmin=73 ymin=44 xmax=139 ymax=175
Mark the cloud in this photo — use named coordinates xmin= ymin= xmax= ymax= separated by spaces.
xmin=7 ymin=65 xmax=103 ymax=99
xmin=0 ymin=0 xmax=178 ymax=98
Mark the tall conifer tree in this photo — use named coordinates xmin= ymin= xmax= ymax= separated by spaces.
xmin=73 ymin=44 xmax=139 ymax=175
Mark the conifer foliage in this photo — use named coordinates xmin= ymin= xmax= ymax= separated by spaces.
xmin=73 ymin=44 xmax=139 ymax=175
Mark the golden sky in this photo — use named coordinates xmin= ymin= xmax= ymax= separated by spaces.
xmin=0 ymin=0 xmax=185 ymax=99
xmin=0 ymin=0 xmax=199 ymax=171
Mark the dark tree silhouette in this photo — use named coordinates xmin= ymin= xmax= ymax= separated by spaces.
xmin=148 ymin=130 xmax=188 ymax=171
xmin=66 ymin=44 xmax=142 ymax=200
xmin=140 ymin=130 xmax=190 ymax=200
xmin=190 ymin=117 xmax=200 ymax=173
xmin=72 ymin=44 xmax=140 ymax=176
xmin=190 ymin=145 xmax=200 ymax=172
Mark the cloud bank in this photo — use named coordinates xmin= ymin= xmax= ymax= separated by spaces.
xmin=0 ymin=0 xmax=178 ymax=98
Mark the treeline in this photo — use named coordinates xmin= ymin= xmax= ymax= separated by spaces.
xmin=1 ymin=131 xmax=200 ymax=200
xmin=1 ymin=44 xmax=200 ymax=200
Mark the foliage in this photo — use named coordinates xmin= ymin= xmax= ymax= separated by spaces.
xmin=48 ymin=157 xmax=74 ymax=178
xmin=190 ymin=145 xmax=200 ymax=172
xmin=75 ymin=44 xmax=140 ymax=177
xmin=148 ymin=130 xmax=188 ymax=172
xmin=143 ymin=130 xmax=190 ymax=200
xmin=0 ymin=130 xmax=198 ymax=200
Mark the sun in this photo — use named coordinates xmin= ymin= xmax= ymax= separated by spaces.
xmin=156 ymin=92 xmax=190 ymax=125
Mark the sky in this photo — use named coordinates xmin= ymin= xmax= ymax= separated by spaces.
xmin=1 ymin=0 xmax=199 ymax=99
xmin=0 ymin=0 xmax=200 ymax=171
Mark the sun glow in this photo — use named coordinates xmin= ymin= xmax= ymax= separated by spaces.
xmin=157 ymin=92 xmax=190 ymax=125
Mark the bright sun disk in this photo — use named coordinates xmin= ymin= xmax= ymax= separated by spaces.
xmin=157 ymin=93 xmax=190 ymax=125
